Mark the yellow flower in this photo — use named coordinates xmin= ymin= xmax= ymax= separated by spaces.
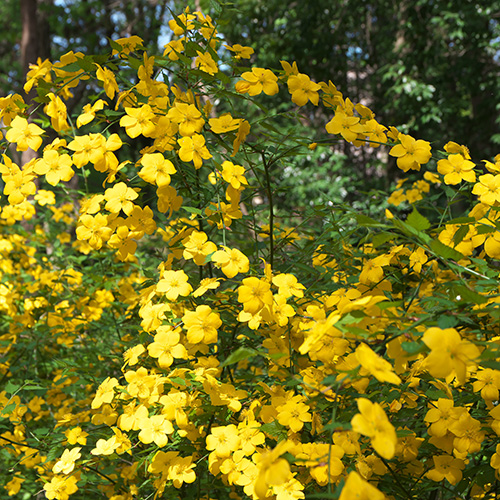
xmin=6 ymin=116 xmax=44 ymax=152
xmin=209 ymin=113 xmax=242 ymax=134
xmin=168 ymin=456 xmax=197 ymax=488
xmin=325 ymin=109 xmax=364 ymax=143
xmin=449 ymin=413 xmax=484 ymax=456
xmin=193 ymin=277 xmax=221 ymax=297
xmin=339 ymin=471 xmax=385 ymax=500
xmin=67 ymin=133 xmax=106 ymax=168
xmin=424 ymin=399 xmax=466 ymax=437
xmin=276 ymin=395 xmax=312 ymax=432
xmin=147 ymin=326 xmax=187 ymax=368
xmin=195 ymin=50 xmax=218 ymax=75
xmin=389 ymin=133 xmax=432 ymax=171
xmin=76 ymin=99 xmax=107 ymax=128
xmin=34 ymin=150 xmax=74 ymax=186
xmin=238 ymin=277 xmax=273 ymax=314
xmin=225 ymin=43 xmax=254 ymax=59
xmin=24 ymin=57 xmax=52 ymax=93
xmin=3 ymin=170 xmax=37 ymax=205
xmin=177 ymin=134 xmax=212 ymax=169
xmin=422 ymin=327 xmax=480 ymax=384
xmin=111 ymin=35 xmax=143 ymax=55
xmin=139 ymin=152 xmax=176 ymax=187
xmin=351 ymin=398 xmax=397 ymax=459
xmin=472 ymin=368 xmax=500 ymax=401
xmin=426 ymin=454 xmax=465 ymax=485
xmin=236 ymin=68 xmax=279 ymax=96
xmin=472 ymin=173 xmax=500 ymax=205
xmin=90 ymin=436 xmax=119 ymax=456
xmin=65 ymin=426 xmax=88 ymax=445
xmin=91 ymin=376 xmax=119 ymax=409
xmin=76 ymin=213 xmax=113 ymax=250
xmin=272 ymin=273 xmax=305 ymax=299
xmin=437 ymin=153 xmax=476 ymax=184
xmin=220 ymin=161 xmax=248 ymax=189
xmin=182 ymin=230 xmax=217 ymax=266
xmin=232 ymin=119 xmax=251 ymax=156
xmin=253 ymin=441 xmax=294 ymax=500
xmin=43 ymin=475 xmax=78 ymax=500
xmin=355 ymin=343 xmax=401 ymax=385
xmin=104 ymin=181 xmax=139 ymax=214
xmin=287 ymin=73 xmax=321 ymax=106
xmin=0 ymin=93 xmax=25 ymax=126
xmin=120 ymin=104 xmax=156 ymax=138
xmin=182 ymin=304 xmax=222 ymax=344
xmin=211 ymin=246 xmax=249 ymax=278
xmin=206 ymin=425 xmax=241 ymax=458
xmin=167 ymin=103 xmax=205 ymax=137
xmin=44 ymin=93 xmax=69 ymax=132
xmin=163 ymin=38 xmax=185 ymax=60
xmin=5 ymin=475 xmax=24 ymax=496
xmin=52 ymin=447 xmax=82 ymax=475
xmin=157 ymin=269 xmax=192 ymax=301
xmin=138 ymin=414 xmax=174 ymax=447
xmin=490 ymin=444 xmax=500 ymax=472
xmin=96 ymin=64 xmax=119 ymax=99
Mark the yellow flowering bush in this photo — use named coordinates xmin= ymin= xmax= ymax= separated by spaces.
xmin=1 ymin=5 xmax=500 ymax=500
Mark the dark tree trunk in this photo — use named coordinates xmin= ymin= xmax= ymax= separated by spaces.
xmin=20 ymin=0 xmax=52 ymax=166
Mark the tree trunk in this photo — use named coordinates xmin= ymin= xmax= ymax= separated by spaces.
xmin=20 ymin=0 xmax=51 ymax=166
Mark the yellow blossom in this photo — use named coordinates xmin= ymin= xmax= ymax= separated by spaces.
xmin=351 ymin=398 xmax=397 ymax=459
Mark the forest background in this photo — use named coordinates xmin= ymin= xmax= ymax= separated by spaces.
xmin=4 ymin=0 xmax=500 ymax=214
xmin=2 ymin=1 xmax=500 ymax=500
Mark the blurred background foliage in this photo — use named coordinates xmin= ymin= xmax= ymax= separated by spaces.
xmin=2 ymin=0 xmax=500 ymax=217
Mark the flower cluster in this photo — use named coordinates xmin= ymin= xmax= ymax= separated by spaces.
xmin=1 ymin=6 xmax=500 ymax=500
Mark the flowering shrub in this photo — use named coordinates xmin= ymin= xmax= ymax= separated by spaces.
xmin=2 ymin=7 xmax=500 ymax=500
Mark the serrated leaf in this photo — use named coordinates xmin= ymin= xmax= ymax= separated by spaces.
xmin=425 ymin=389 xmax=449 ymax=400
xmin=406 ymin=208 xmax=431 ymax=231
xmin=447 ymin=216 xmax=476 ymax=225
xmin=0 ymin=403 xmax=16 ymax=416
xmin=355 ymin=214 xmax=382 ymax=227
xmin=168 ymin=377 xmax=186 ymax=386
xmin=4 ymin=381 xmax=19 ymax=394
xmin=452 ymin=284 xmax=488 ymax=305
xmin=481 ymin=360 xmax=500 ymax=370
xmin=22 ymin=384 xmax=46 ymax=391
xmin=401 ymin=341 xmax=426 ymax=354
xmin=429 ymin=239 xmax=465 ymax=261
xmin=260 ymin=421 xmax=286 ymax=438
xmin=476 ymin=224 xmax=495 ymax=235
xmin=452 ymin=224 xmax=469 ymax=246
xmin=182 ymin=206 xmax=203 ymax=216
xmin=392 ymin=218 xmax=430 ymax=243
xmin=437 ymin=315 xmax=458 ymax=328
xmin=220 ymin=347 xmax=259 ymax=367
xmin=372 ymin=232 xmax=395 ymax=247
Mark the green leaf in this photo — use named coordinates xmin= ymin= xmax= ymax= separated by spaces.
xmin=4 ymin=381 xmax=19 ymax=394
xmin=425 ymin=389 xmax=449 ymax=400
xmin=220 ymin=347 xmax=259 ymax=367
xmin=452 ymin=284 xmax=488 ymax=305
xmin=452 ymin=224 xmax=469 ymax=246
xmin=168 ymin=377 xmax=187 ymax=386
xmin=355 ymin=214 xmax=382 ymax=227
xmin=401 ymin=341 xmax=426 ymax=355
xmin=372 ymin=232 xmax=395 ymax=247
xmin=260 ymin=421 xmax=287 ymax=439
xmin=437 ymin=315 xmax=458 ymax=328
xmin=392 ymin=218 xmax=430 ymax=243
xmin=429 ymin=239 xmax=465 ymax=261
xmin=182 ymin=206 xmax=203 ymax=216
xmin=406 ymin=208 xmax=431 ymax=231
